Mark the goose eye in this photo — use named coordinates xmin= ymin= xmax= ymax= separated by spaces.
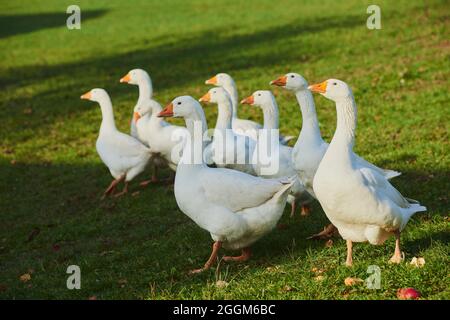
xmin=333 ymin=82 xmax=337 ymax=86
xmin=177 ymin=102 xmax=181 ymax=105
xmin=258 ymin=93 xmax=261 ymax=96
xmin=290 ymin=75 xmax=295 ymax=78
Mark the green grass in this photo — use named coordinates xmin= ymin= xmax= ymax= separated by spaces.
xmin=0 ymin=0 xmax=449 ymax=299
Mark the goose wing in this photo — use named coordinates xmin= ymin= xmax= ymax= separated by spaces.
xmin=199 ymin=168 xmax=285 ymax=212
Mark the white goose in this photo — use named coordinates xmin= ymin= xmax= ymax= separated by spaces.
xmin=241 ymin=91 xmax=313 ymax=217
xmin=133 ymin=99 xmax=188 ymax=173
xmin=271 ymin=73 xmax=402 ymax=238
xmin=158 ymin=96 xmax=293 ymax=273
xmin=206 ymin=73 xmax=294 ymax=144
xmin=309 ymin=79 xmax=426 ymax=266
xmin=119 ymin=69 xmax=153 ymax=139
xmin=199 ymin=87 xmax=256 ymax=175
xmin=271 ymin=73 xmax=401 ymax=197
xmin=81 ymin=89 xmax=152 ymax=198
xmin=121 ymin=69 xmax=188 ymax=182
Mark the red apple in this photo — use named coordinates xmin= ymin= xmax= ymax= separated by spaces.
xmin=397 ymin=288 xmax=421 ymax=300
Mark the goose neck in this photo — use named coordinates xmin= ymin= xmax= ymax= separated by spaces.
xmin=215 ymin=99 xmax=233 ymax=131
xmin=295 ymin=90 xmax=323 ymax=144
xmin=331 ymin=96 xmax=357 ymax=150
xmin=222 ymin=82 xmax=238 ymax=119
xmin=98 ymin=95 xmax=116 ymax=132
xmin=149 ymin=103 xmax=164 ymax=124
xmin=137 ymin=78 xmax=153 ymax=106
xmin=181 ymin=110 xmax=208 ymax=166
xmin=138 ymin=112 xmax=152 ymax=126
xmin=261 ymin=98 xmax=279 ymax=130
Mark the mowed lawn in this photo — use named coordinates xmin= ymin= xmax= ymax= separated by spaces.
xmin=0 ymin=0 xmax=449 ymax=299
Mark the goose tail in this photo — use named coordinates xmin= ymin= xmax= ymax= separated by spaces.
xmin=279 ymin=135 xmax=296 ymax=145
xmin=278 ymin=175 xmax=298 ymax=185
xmin=400 ymin=203 xmax=427 ymax=231
xmin=384 ymin=169 xmax=402 ymax=180
xmin=273 ymin=176 xmax=296 ymax=203
xmin=404 ymin=197 xmax=420 ymax=204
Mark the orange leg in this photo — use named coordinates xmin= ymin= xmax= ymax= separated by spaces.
xmin=307 ymin=223 xmax=338 ymax=240
xmin=289 ymin=201 xmax=296 ymax=218
xmin=223 ymin=247 xmax=251 ymax=262
xmin=300 ymin=204 xmax=311 ymax=216
xmin=346 ymin=239 xmax=353 ymax=267
xmin=140 ymin=165 xmax=159 ymax=187
xmin=101 ymin=175 xmax=125 ymax=200
xmin=140 ymin=177 xmax=158 ymax=187
xmin=290 ymin=203 xmax=312 ymax=218
xmin=114 ymin=182 xmax=129 ymax=198
xmin=189 ymin=241 xmax=222 ymax=274
xmin=389 ymin=230 xmax=403 ymax=264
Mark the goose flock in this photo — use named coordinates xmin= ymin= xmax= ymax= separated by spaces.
xmin=80 ymin=70 xmax=426 ymax=272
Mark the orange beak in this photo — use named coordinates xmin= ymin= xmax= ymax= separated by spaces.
xmin=205 ymin=75 xmax=217 ymax=85
xmin=308 ymin=81 xmax=327 ymax=94
xmin=240 ymin=95 xmax=254 ymax=105
xmin=133 ymin=112 xmax=141 ymax=122
xmin=158 ymin=103 xmax=174 ymax=117
xmin=270 ymin=75 xmax=287 ymax=87
xmin=120 ymin=73 xmax=131 ymax=83
xmin=199 ymin=92 xmax=211 ymax=103
xmin=80 ymin=91 xmax=92 ymax=100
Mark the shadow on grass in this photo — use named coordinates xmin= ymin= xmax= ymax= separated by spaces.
xmin=2 ymin=159 xmax=444 ymax=253
xmin=0 ymin=158 xmax=447 ymax=298
xmin=0 ymin=13 xmax=365 ymax=132
xmin=0 ymin=159 xmax=178 ymax=223
xmin=2 ymin=12 xmax=364 ymax=86
xmin=405 ymin=230 xmax=449 ymax=256
xmin=0 ymin=159 xmax=181 ymax=266
xmin=0 ymin=10 xmax=107 ymax=39
xmin=0 ymin=160 xmax=110 ymax=223
xmin=373 ymin=158 xmax=449 ymax=215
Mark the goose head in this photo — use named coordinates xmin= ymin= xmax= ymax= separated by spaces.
xmin=205 ymin=73 xmax=233 ymax=88
xmin=120 ymin=68 xmax=151 ymax=86
xmin=198 ymin=87 xmax=230 ymax=105
xmin=240 ymin=90 xmax=274 ymax=109
xmin=80 ymin=88 xmax=108 ymax=102
xmin=158 ymin=96 xmax=201 ymax=119
xmin=309 ymin=79 xmax=353 ymax=101
xmin=133 ymin=100 xmax=160 ymax=122
xmin=270 ymin=73 xmax=308 ymax=92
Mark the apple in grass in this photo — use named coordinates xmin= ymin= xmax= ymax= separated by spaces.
xmin=397 ymin=288 xmax=421 ymax=300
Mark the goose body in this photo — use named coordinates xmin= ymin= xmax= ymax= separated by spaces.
xmin=81 ymin=88 xmax=151 ymax=197
xmin=158 ymin=96 xmax=293 ymax=272
xmin=175 ymin=162 xmax=293 ymax=250
xmin=309 ymin=79 xmax=426 ymax=265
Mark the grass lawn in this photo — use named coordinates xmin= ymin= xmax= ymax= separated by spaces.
xmin=0 ymin=0 xmax=449 ymax=299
